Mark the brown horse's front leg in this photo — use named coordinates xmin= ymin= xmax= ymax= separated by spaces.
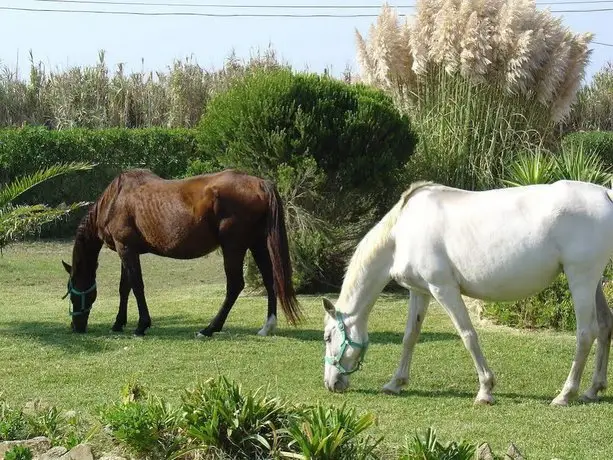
xmin=112 ymin=263 xmax=131 ymax=332
xmin=116 ymin=244 xmax=152 ymax=336
xmin=197 ymin=245 xmax=246 ymax=337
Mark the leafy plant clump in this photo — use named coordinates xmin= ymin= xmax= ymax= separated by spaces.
xmin=101 ymin=376 xmax=387 ymax=460
xmin=400 ymin=427 xmax=476 ymax=460
xmin=502 ymin=140 xmax=613 ymax=187
xmin=286 ymin=403 xmax=382 ymax=460
xmin=180 ymin=376 xmax=296 ymax=459
xmin=0 ymin=397 xmax=97 ymax=448
xmin=3 ymin=446 xmax=33 ymax=460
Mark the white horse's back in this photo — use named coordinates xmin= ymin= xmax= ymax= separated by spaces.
xmin=391 ymin=180 xmax=613 ymax=301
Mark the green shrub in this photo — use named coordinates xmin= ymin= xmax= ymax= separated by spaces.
xmin=3 ymin=446 xmax=33 ymax=460
xmin=400 ymin=427 xmax=476 ymax=460
xmin=562 ymin=131 xmax=613 ymax=170
xmin=195 ymin=68 xmax=417 ymax=290
xmin=286 ymin=403 xmax=382 ymax=460
xmin=101 ymin=397 xmax=182 ymax=459
xmin=180 ymin=376 xmax=294 ymax=459
xmin=0 ymin=397 xmax=94 ymax=448
xmin=0 ymin=400 xmax=31 ymax=441
xmin=0 ymin=126 xmax=200 ymax=237
xmin=98 ymin=377 xmax=386 ymax=459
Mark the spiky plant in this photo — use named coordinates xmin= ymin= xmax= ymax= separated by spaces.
xmin=0 ymin=162 xmax=93 ymax=251
xmin=356 ymin=1 xmax=593 ymax=190
xmin=400 ymin=427 xmax=476 ymax=460
xmin=503 ymin=141 xmax=612 ymax=187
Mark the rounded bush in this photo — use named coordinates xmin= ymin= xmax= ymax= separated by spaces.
xmin=195 ymin=69 xmax=417 ymax=291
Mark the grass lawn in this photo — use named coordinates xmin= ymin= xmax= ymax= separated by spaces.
xmin=2 ymin=241 xmax=613 ymax=459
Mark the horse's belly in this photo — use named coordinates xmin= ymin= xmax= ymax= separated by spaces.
xmin=453 ymin=251 xmax=562 ymax=301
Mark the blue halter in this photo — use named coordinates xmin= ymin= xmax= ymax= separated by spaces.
xmin=325 ymin=311 xmax=369 ymax=375
xmin=62 ymin=280 xmax=96 ymax=316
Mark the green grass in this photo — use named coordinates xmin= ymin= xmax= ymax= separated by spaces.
xmin=2 ymin=241 xmax=613 ymax=459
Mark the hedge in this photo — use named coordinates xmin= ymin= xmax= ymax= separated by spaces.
xmin=0 ymin=127 xmax=200 ymax=237
xmin=561 ymin=131 xmax=613 ymax=168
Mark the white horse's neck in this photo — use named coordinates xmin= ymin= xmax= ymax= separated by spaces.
xmin=337 ymin=202 xmax=404 ymax=328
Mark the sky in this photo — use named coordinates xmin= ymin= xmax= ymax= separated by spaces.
xmin=0 ymin=0 xmax=612 ymax=84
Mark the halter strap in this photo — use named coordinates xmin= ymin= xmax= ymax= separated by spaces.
xmin=325 ymin=311 xmax=369 ymax=375
xmin=63 ymin=280 xmax=96 ymax=316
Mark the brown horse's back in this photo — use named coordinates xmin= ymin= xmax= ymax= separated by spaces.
xmin=96 ymin=169 xmax=268 ymax=259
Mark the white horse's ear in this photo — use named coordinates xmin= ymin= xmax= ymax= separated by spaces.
xmin=62 ymin=260 xmax=72 ymax=274
xmin=322 ymin=298 xmax=336 ymax=317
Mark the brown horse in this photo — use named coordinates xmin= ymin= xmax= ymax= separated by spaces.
xmin=61 ymin=168 xmax=302 ymax=337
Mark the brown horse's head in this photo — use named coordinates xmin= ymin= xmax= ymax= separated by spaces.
xmin=62 ymin=260 xmax=97 ymax=333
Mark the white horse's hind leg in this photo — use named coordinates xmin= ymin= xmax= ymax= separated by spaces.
xmin=581 ymin=282 xmax=612 ymax=402
xmin=551 ymin=268 xmax=600 ymax=406
xmin=383 ymin=290 xmax=430 ymax=395
xmin=428 ymin=284 xmax=495 ymax=405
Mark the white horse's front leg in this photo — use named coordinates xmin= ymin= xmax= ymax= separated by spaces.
xmin=383 ymin=291 xmax=430 ymax=395
xmin=428 ymin=283 xmax=495 ymax=405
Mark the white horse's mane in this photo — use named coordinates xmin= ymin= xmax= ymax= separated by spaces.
xmin=339 ymin=181 xmax=436 ymax=302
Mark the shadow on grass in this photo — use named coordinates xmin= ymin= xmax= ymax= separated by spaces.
xmin=147 ymin=314 xmax=460 ymax=345
xmin=348 ymin=387 xmax=608 ymax=405
xmin=0 ymin=313 xmax=459 ymax=352
xmin=0 ymin=321 xmax=112 ymax=353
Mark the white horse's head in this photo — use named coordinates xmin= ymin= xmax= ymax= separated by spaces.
xmin=322 ymin=297 xmax=369 ymax=393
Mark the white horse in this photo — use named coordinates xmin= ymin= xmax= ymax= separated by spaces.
xmin=322 ymin=180 xmax=613 ymax=406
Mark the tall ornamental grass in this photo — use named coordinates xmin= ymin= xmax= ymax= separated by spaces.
xmin=0 ymin=48 xmax=284 ymax=130
xmin=355 ymin=1 xmax=593 ymax=190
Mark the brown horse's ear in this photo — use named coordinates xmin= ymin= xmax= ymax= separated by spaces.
xmin=322 ymin=298 xmax=336 ymax=317
xmin=62 ymin=260 xmax=72 ymax=274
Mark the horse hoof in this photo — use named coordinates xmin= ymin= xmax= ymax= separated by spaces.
xmin=579 ymin=393 xmax=599 ymax=404
xmin=133 ymin=329 xmax=146 ymax=337
xmin=382 ymin=384 xmax=402 ymax=395
xmin=196 ymin=329 xmax=213 ymax=339
xmin=474 ymin=396 xmax=494 ymax=406
xmin=111 ymin=325 xmax=124 ymax=333
xmin=550 ymin=397 xmax=569 ymax=407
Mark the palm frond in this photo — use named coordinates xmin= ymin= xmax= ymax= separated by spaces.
xmin=0 ymin=162 xmax=94 ymax=209
xmin=0 ymin=202 xmax=89 ymax=249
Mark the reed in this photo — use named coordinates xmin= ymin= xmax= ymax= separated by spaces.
xmin=355 ymin=1 xmax=593 ymax=189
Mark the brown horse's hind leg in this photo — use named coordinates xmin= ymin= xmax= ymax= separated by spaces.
xmin=250 ymin=241 xmax=278 ymax=336
xmin=111 ymin=263 xmax=131 ymax=332
xmin=197 ymin=245 xmax=247 ymax=337
xmin=116 ymin=244 xmax=152 ymax=336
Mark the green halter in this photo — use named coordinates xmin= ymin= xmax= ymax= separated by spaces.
xmin=325 ymin=311 xmax=369 ymax=375
xmin=62 ymin=280 xmax=96 ymax=316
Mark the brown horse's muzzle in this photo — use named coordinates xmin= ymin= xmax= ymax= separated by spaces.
xmin=71 ymin=314 xmax=90 ymax=333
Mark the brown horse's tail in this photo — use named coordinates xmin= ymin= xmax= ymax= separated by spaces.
xmin=262 ymin=180 xmax=303 ymax=325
